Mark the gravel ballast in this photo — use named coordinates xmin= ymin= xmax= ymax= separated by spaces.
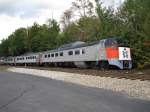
xmin=8 ymin=67 xmax=150 ymax=100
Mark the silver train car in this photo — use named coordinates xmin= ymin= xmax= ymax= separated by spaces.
xmin=4 ymin=38 xmax=132 ymax=69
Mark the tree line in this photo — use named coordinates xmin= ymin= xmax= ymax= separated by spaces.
xmin=0 ymin=0 xmax=149 ymax=68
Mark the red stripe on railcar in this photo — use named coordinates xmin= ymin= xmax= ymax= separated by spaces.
xmin=106 ymin=47 xmax=119 ymax=59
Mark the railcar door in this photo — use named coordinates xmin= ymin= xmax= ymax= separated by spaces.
xmin=14 ymin=57 xmax=16 ymax=66
xmin=36 ymin=54 xmax=41 ymax=65
xmin=99 ymin=40 xmax=106 ymax=60
xmin=38 ymin=53 xmax=42 ymax=65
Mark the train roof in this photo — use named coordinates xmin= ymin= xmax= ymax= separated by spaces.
xmin=52 ymin=38 xmax=119 ymax=52
xmin=57 ymin=41 xmax=86 ymax=50
xmin=43 ymin=40 xmax=103 ymax=53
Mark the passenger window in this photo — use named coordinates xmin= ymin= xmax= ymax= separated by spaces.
xmin=45 ymin=55 xmax=47 ymax=58
xmin=55 ymin=53 xmax=58 ymax=57
xmin=75 ymin=50 xmax=80 ymax=55
xmin=60 ymin=52 xmax=63 ymax=56
xmin=48 ymin=54 xmax=50 ymax=58
xmin=82 ymin=49 xmax=85 ymax=54
xmin=68 ymin=51 xmax=73 ymax=55
xmin=51 ymin=54 xmax=54 ymax=57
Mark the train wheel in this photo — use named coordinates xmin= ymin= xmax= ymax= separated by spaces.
xmin=100 ymin=61 xmax=109 ymax=70
xmin=86 ymin=61 xmax=97 ymax=68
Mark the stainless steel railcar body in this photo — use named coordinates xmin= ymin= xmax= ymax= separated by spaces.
xmin=4 ymin=38 xmax=132 ymax=69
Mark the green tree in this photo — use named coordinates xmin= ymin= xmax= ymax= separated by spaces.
xmin=119 ymin=0 xmax=150 ymax=67
xmin=0 ymin=39 xmax=10 ymax=56
xmin=46 ymin=19 xmax=60 ymax=50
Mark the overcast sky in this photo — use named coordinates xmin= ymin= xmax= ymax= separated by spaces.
xmin=0 ymin=0 xmax=124 ymax=41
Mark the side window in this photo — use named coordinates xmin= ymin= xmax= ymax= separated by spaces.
xmin=55 ymin=53 xmax=58 ymax=57
xmin=60 ymin=52 xmax=63 ymax=56
xmin=68 ymin=51 xmax=73 ymax=56
xmin=48 ymin=54 xmax=51 ymax=58
xmin=51 ymin=53 xmax=54 ymax=57
xmin=75 ymin=50 xmax=80 ymax=55
xmin=45 ymin=55 xmax=47 ymax=58
xmin=105 ymin=39 xmax=117 ymax=47
xmin=82 ymin=49 xmax=85 ymax=54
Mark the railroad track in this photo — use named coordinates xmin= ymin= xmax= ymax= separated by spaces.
xmin=15 ymin=66 xmax=150 ymax=81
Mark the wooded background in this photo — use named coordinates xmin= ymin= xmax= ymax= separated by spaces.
xmin=0 ymin=0 xmax=149 ymax=68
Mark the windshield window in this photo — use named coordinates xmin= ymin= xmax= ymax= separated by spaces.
xmin=105 ymin=38 xmax=118 ymax=47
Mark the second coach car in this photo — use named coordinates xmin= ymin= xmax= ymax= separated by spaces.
xmin=4 ymin=38 xmax=132 ymax=69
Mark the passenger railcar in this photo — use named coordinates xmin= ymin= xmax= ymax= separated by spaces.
xmin=4 ymin=38 xmax=132 ymax=69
